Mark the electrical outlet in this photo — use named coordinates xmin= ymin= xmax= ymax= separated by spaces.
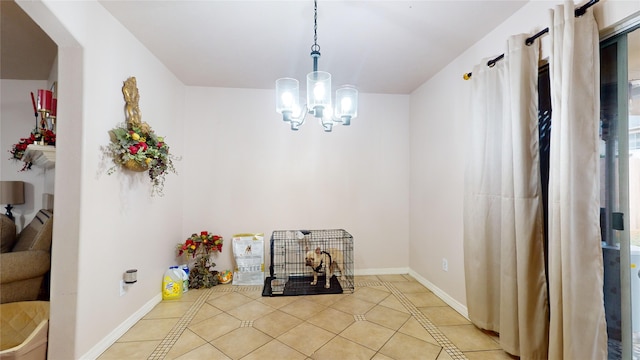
xmin=442 ymin=258 xmax=448 ymax=272
xmin=119 ymin=280 xmax=126 ymax=296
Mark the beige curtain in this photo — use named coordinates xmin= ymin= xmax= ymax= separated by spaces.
xmin=464 ymin=33 xmax=549 ymax=359
xmin=547 ymin=2 xmax=608 ymax=359
xmin=464 ymin=56 xmax=505 ymax=333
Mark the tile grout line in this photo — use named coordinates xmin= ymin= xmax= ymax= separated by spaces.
xmin=147 ymin=289 xmax=213 ymax=360
xmin=383 ymin=282 xmax=468 ymax=360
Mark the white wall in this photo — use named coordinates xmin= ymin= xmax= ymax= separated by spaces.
xmin=409 ymin=0 xmax=640 ymax=314
xmin=0 ymin=79 xmax=54 ymax=231
xmin=18 ymin=1 xmax=185 ymax=358
xmin=183 ymin=88 xmax=411 ymax=273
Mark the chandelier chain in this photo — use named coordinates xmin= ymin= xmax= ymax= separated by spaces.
xmin=311 ymin=0 xmax=320 ymax=53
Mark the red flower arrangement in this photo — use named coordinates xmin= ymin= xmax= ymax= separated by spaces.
xmin=9 ymin=128 xmax=56 ymax=171
xmin=177 ymin=231 xmax=223 ymax=257
xmin=177 ymin=231 xmax=223 ymax=288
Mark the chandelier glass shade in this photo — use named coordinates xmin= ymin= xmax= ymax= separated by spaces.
xmin=275 ymin=0 xmax=358 ymax=132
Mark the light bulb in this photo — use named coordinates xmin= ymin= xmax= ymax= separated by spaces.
xmin=281 ymin=91 xmax=294 ymax=108
xmin=341 ymin=97 xmax=352 ymax=112
xmin=314 ymin=83 xmax=325 ymax=100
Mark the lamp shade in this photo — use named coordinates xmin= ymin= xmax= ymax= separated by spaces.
xmin=276 ymin=78 xmax=299 ymax=116
xmin=0 ymin=181 xmax=25 ymax=205
xmin=335 ymin=86 xmax=358 ymax=124
xmin=307 ymin=71 xmax=331 ymax=117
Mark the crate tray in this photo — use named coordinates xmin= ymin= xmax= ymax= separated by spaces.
xmin=262 ymin=275 xmax=343 ymax=297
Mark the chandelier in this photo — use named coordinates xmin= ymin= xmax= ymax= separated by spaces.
xmin=275 ymin=0 xmax=358 ymax=132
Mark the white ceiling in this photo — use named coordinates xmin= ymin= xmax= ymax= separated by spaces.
xmin=98 ymin=0 xmax=529 ymax=94
xmin=5 ymin=1 xmax=640 ymax=94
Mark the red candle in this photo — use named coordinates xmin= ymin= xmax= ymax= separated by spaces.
xmin=30 ymin=92 xmax=37 ymax=115
xmin=37 ymin=89 xmax=53 ymax=112
xmin=50 ymin=99 xmax=57 ymax=117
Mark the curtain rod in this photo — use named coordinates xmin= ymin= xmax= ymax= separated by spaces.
xmin=462 ymin=0 xmax=599 ymax=80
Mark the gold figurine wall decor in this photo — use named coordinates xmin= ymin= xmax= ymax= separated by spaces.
xmin=106 ymin=77 xmax=178 ymax=196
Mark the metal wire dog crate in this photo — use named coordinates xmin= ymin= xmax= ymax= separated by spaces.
xmin=263 ymin=229 xmax=354 ymax=296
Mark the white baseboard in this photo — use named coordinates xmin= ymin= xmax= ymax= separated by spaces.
xmin=80 ymin=293 xmax=162 ymax=360
xmin=408 ymin=269 xmax=469 ymax=320
xmin=355 ymin=267 xmax=410 ymax=276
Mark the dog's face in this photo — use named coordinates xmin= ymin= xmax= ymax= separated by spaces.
xmin=305 ymin=248 xmax=322 ymax=269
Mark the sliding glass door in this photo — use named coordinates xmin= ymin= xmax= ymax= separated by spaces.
xmin=600 ymin=24 xmax=640 ymax=360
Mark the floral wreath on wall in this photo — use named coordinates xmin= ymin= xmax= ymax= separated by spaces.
xmin=106 ymin=77 xmax=179 ymax=196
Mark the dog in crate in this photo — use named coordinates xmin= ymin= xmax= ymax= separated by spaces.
xmin=305 ymin=247 xmax=346 ymax=288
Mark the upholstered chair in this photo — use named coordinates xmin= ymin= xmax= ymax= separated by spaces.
xmin=0 ymin=210 xmax=53 ymax=304
xmin=0 ymin=214 xmax=16 ymax=253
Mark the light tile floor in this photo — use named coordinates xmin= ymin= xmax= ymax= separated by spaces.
xmin=98 ymin=274 xmax=514 ymax=360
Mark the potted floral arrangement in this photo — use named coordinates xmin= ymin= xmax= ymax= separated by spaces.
xmin=177 ymin=231 xmax=223 ymax=288
xmin=9 ymin=128 xmax=56 ymax=171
